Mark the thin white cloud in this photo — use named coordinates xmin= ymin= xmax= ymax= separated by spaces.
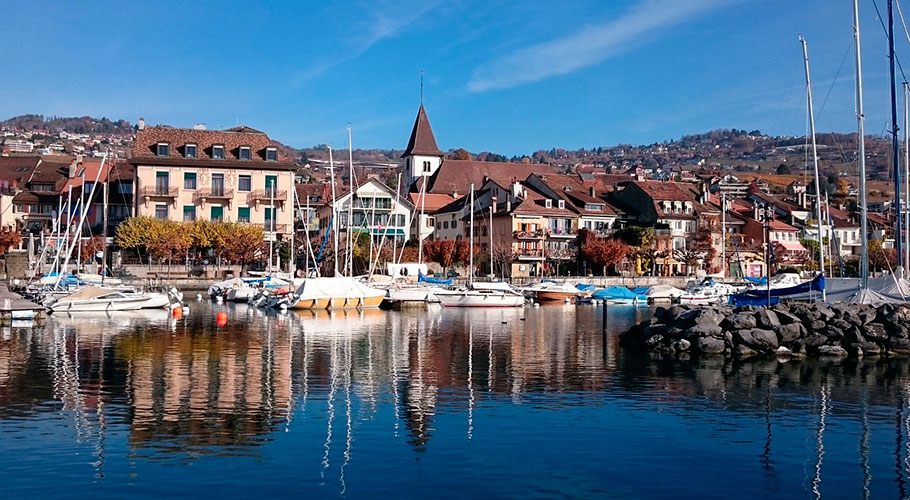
xmin=293 ymin=0 xmax=441 ymax=84
xmin=468 ymin=0 xmax=729 ymax=92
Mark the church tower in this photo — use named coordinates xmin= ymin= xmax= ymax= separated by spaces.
xmin=401 ymin=104 xmax=444 ymax=190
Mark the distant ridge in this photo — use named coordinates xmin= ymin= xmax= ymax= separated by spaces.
xmin=1 ymin=114 xmax=133 ymax=135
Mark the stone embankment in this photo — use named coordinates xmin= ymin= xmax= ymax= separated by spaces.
xmin=620 ymin=302 xmax=910 ymax=358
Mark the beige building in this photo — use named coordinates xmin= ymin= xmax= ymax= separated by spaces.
xmin=129 ymin=124 xmax=296 ymax=241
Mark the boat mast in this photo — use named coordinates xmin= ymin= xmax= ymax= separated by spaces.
xmin=489 ymin=202 xmax=494 ymax=278
xmin=290 ymin=176 xmax=296 ymax=277
xmin=328 ymin=146 xmax=340 ymax=277
xmin=855 ymin=0 xmax=870 ymax=290
xmin=721 ymin=191 xmax=727 ymax=279
xmin=890 ymin=0 xmax=905 ymax=267
xmin=54 ymin=153 xmax=106 ymax=289
xmin=469 ymin=184 xmax=474 ymax=287
xmin=268 ymin=181 xmax=275 ymax=275
xmin=799 ymin=34 xmax=827 ymax=302
xmin=905 ymin=81 xmax=910 ymax=270
xmin=347 ymin=125 xmax=354 ymax=277
xmin=417 ymin=175 xmax=427 ymax=264
xmin=101 ymin=152 xmax=109 ymax=285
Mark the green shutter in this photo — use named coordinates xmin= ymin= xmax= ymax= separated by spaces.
xmin=238 ymin=207 xmax=250 ymax=222
xmin=210 ymin=206 xmax=224 ymax=221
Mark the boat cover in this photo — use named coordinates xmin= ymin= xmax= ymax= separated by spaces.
xmin=295 ymin=277 xmax=385 ymax=300
xmin=418 ymin=272 xmax=453 ymax=285
xmin=592 ymin=286 xmax=647 ymax=301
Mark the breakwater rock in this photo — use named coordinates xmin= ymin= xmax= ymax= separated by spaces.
xmin=620 ymin=302 xmax=910 ymax=358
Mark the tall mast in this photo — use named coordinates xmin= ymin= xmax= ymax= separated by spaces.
xmin=904 ymin=81 xmax=910 ymax=270
xmin=855 ymin=0 xmax=870 ymax=290
xmin=290 ymin=174 xmax=296 ymax=277
xmin=890 ymin=0 xmax=904 ymax=266
xmin=469 ymin=184 xmax=474 ymax=286
xmin=489 ymin=202 xmax=494 ymax=278
xmin=328 ymin=146 xmax=339 ymax=277
xmin=721 ymin=191 xmax=727 ymax=279
xmin=347 ymin=125 xmax=354 ymax=277
xmin=799 ymin=34 xmax=827 ymax=301
xmin=268 ymin=181 xmax=275 ymax=275
xmin=101 ymin=153 xmax=109 ymax=284
xmin=417 ymin=175 xmax=427 ymax=264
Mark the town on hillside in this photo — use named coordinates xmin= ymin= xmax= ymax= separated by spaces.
xmin=0 ymin=105 xmax=898 ymax=281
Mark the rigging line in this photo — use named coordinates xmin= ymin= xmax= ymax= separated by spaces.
xmin=817 ymin=40 xmax=853 ymax=116
xmin=871 ymin=0 xmax=909 ymax=81
xmin=896 ymin=0 xmax=910 ymax=53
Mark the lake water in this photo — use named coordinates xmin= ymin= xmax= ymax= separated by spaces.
xmin=2 ymin=301 xmax=910 ymax=498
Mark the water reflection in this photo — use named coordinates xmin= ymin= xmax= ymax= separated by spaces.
xmin=3 ymin=303 xmax=910 ymax=497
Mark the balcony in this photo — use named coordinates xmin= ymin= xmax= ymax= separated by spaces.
xmin=193 ymin=188 xmax=234 ymax=204
xmin=515 ymin=248 xmax=545 ymax=260
xmin=247 ymin=189 xmax=287 ymax=205
xmin=513 ymin=229 xmax=545 ymax=239
xmin=141 ymin=186 xmax=178 ymax=199
xmin=259 ymin=223 xmax=289 ymax=234
xmin=547 ymin=228 xmax=577 ymax=239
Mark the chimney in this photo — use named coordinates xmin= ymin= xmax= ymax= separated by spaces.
xmin=137 ymin=117 xmax=145 ymax=130
xmin=589 ymin=186 xmax=596 ymax=197
xmin=753 ymin=203 xmax=760 ymax=221
xmin=194 ymin=123 xmax=206 ymax=130
xmin=506 ymin=200 xmax=511 ymax=212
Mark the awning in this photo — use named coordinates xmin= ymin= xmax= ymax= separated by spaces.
xmin=775 ymin=240 xmax=806 ymax=252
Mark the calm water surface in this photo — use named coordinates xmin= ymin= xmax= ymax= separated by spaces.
xmin=2 ymin=302 xmax=910 ymax=498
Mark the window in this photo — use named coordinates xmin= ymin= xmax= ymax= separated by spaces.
xmin=212 ymin=145 xmax=225 ymax=159
xmin=155 ymin=204 xmax=168 ymax=219
xmin=557 ymin=200 xmax=565 ymax=209
xmin=239 ymin=146 xmax=251 ymax=161
xmin=118 ymin=182 xmax=133 ymax=194
xmin=110 ymin=205 xmax=130 ymax=220
xmin=264 ymin=207 xmax=275 ymax=230
xmin=265 ymin=147 xmax=278 ymax=161
xmin=185 ymin=144 xmax=197 ymax=158
xmin=155 ymin=171 xmax=169 ymax=193
xmin=238 ymin=207 xmax=250 ymax=223
xmin=211 ymin=173 xmax=225 ymax=196
xmin=156 ymin=143 xmax=169 ymax=156
xmin=183 ymin=205 xmax=196 ymax=221
xmin=184 ymin=172 xmax=197 ymax=190
xmin=451 ymin=220 xmax=457 ymax=229
xmin=545 ymin=199 xmax=552 ymax=208
xmin=443 ymin=221 xmax=449 ymax=229
xmin=265 ymin=175 xmax=278 ymax=195
xmin=210 ymin=206 xmax=224 ymax=222
xmin=238 ymin=175 xmax=252 ymax=192
xmin=423 ymin=160 xmax=431 ymax=173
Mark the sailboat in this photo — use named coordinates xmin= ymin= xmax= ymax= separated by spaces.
xmin=436 ymin=185 xmax=524 ymax=308
xmin=285 ymin=141 xmax=385 ymax=310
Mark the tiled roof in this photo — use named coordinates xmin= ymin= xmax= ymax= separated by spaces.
xmin=131 ymin=125 xmax=293 ymax=166
xmin=511 ymin=186 xmax=576 ymax=217
xmin=426 ymin=159 xmax=558 ymax=195
xmin=409 ymin=192 xmax=456 ymax=212
xmin=531 ymin=173 xmax=617 ymax=216
xmin=630 ymin=181 xmax=695 ymax=202
xmin=0 ymin=157 xmax=39 ymax=186
xmin=401 ymin=105 xmax=443 ymax=157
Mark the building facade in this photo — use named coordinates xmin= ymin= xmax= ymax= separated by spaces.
xmin=129 ymin=125 xmax=296 ymax=241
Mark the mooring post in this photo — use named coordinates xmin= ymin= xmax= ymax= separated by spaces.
xmin=602 ymin=300 xmax=608 ymax=361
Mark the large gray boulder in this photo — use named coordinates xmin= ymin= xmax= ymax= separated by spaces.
xmin=775 ymin=323 xmax=806 ymax=343
xmin=733 ymin=328 xmax=779 ymax=351
xmin=818 ymin=345 xmax=848 ymax=357
xmin=696 ymin=336 xmax=725 ymax=354
xmin=774 ymin=309 xmax=801 ymax=325
xmin=685 ymin=324 xmax=724 ymax=338
xmin=803 ymin=334 xmax=827 ymax=347
xmin=864 ymin=323 xmax=887 ymax=341
xmin=755 ymin=309 xmax=780 ymax=329
xmin=726 ymin=312 xmax=757 ymax=330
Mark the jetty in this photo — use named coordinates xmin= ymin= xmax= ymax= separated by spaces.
xmin=0 ymin=282 xmax=44 ymax=320
xmin=620 ymin=301 xmax=910 ymax=358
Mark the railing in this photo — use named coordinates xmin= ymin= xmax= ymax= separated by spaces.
xmin=547 ymin=228 xmax=577 ymax=238
xmin=193 ymin=188 xmax=234 ymax=203
xmin=259 ymin=223 xmax=289 ymax=233
xmin=513 ymin=229 xmax=545 ymax=239
xmin=654 ymin=229 xmax=672 ymax=237
xmin=247 ymin=189 xmax=287 ymax=204
xmin=141 ymin=186 xmax=178 ymax=198
xmin=515 ymin=248 xmax=545 ymax=258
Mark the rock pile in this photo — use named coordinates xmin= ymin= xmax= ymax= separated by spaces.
xmin=620 ymin=301 xmax=910 ymax=358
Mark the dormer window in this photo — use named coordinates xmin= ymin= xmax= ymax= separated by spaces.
xmin=239 ymin=146 xmax=251 ymax=161
xmin=156 ymin=143 xmax=170 ymax=157
xmin=557 ymin=200 xmax=565 ymax=209
xmin=212 ymin=145 xmax=225 ymax=159
xmin=185 ymin=144 xmax=197 ymax=158
xmin=265 ymin=147 xmax=278 ymax=162
xmin=422 ymin=160 xmax=431 ymax=173
xmin=545 ymin=199 xmax=552 ymax=209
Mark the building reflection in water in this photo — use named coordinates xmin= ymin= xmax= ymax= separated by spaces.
xmin=6 ymin=303 xmax=910 ymax=497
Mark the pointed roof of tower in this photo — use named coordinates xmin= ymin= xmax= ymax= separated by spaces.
xmin=401 ymin=104 xmax=443 ymax=158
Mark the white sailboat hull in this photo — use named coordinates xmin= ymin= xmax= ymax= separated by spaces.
xmin=436 ymin=291 xmax=525 ymax=308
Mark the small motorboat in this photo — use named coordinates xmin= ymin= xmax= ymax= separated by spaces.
xmin=592 ymin=286 xmax=648 ymax=305
xmin=436 ymin=282 xmax=525 ymax=308
xmin=287 ymin=276 xmax=386 ymax=310
xmin=532 ymin=282 xmax=581 ymax=302
xmin=643 ymin=284 xmax=685 ymax=304
xmin=48 ymin=286 xmax=169 ymax=313
xmin=678 ymin=278 xmax=739 ymax=305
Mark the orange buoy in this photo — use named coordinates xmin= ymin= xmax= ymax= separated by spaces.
xmin=216 ymin=311 xmax=228 ymax=327
xmin=172 ymin=306 xmax=183 ymax=319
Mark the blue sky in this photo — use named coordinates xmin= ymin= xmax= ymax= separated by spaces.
xmin=2 ymin=0 xmax=909 ymax=155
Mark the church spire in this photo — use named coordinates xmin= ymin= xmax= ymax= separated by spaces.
xmin=401 ymin=104 xmax=443 ymax=158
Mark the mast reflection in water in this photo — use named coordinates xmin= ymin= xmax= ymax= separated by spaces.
xmin=2 ymin=303 xmax=910 ymax=498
